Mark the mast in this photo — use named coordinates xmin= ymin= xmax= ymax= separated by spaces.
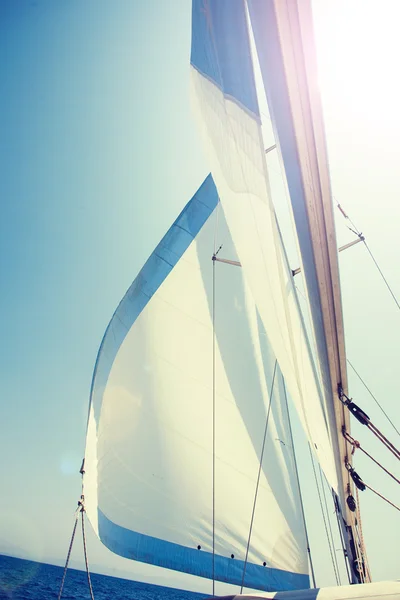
xmin=246 ymin=0 xmax=368 ymax=581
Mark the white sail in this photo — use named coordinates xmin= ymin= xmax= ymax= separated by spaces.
xmin=83 ymin=175 xmax=310 ymax=592
xmin=190 ymin=0 xmax=338 ymax=490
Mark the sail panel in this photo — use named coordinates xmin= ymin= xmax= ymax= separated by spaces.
xmin=84 ymin=176 xmax=310 ymax=592
xmin=190 ymin=0 xmax=338 ymax=489
xmin=97 ymin=510 xmax=307 ymax=592
xmin=191 ymin=0 xmax=258 ymax=116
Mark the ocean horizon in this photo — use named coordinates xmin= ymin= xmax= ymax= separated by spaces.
xmin=0 ymin=554 xmax=207 ymax=600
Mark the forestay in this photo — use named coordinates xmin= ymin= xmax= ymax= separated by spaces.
xmin=84 ymin=175 xmax=310 ymax=592
xmin=190 ymin=0 xmax=338 ymax=489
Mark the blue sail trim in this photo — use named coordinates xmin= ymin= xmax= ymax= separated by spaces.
xmin=90 ymin=174 xmax=219 ymax=423
xmin=247 ymin=1 xmax=332 ymax=401
xmin=98 ymin=510 xmax=310 ymax=593
xmin=191 ymin=0 xmax=259 ymax=116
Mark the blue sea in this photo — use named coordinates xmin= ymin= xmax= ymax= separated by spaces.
xmin=0 ymin=555 xmax=207 ymax=600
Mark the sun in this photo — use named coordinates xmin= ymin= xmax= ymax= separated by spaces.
xmin=312 ymin=0 xmax=400 ymax=126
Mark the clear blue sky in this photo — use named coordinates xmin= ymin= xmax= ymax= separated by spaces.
xmin=1 ymin=0 xmax=399 ymax=594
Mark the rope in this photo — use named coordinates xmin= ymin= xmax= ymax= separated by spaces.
xmin=363 ymin=239 xmax=400 ymax=311
xmin=345 ymin=461 xmax=400 ymax=514
xmin=367 ymin=421 xmax=400 ymax=461
xmin=283 ymin=380 xmax=316 ymax=588
xmin=331 ymin=490 xmax=352 ymax=584
xmin=319 ymin=466 xmax=341 ymax=585
xmin=240 ymin=361 xmax=277 ymax=593
xmin=338 ymin=387 xmax=400 ymax=461
xmin=348 ymin=506 xmax=365 ymax=583
xmin=308 ymin=445 xmax=339 ymax=585
xmin=58 ymin=498 xmax=95 ymax=600
xmin=343 ymin=431 xmax=400 ymax=485
xmin=81 ymin=510 xmax=95 ymax=600
xmin=347 ymin=360 xmax=400 ymax=438
xmin=354 ymin=487 xmax=372 ymax=582
xmin=364 ymin=482 xmax=400 ymax=512
xmin=57 ymin=510 xmax=79 ymax=600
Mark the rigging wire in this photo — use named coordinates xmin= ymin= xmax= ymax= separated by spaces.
xmin=57 ymin=509 xmax=79 ymax=600
xmin=363 ymin=482 xmax=400 ymax=512
xmin=343 ymin=430 xmax=400 ymax=485
xmin=212 ymin=252 xmax=216 ymax=596
xmin=354 ymin=487 xmax=372 ymax=582
xmin=366 ymin=420 xmax=400 ymax=461
xmin=347 ymin=359 xmax=400 ymax=438
xmin=81 ymin=508 xmax=95 ymax=600
xmin=240 ymin=360 xmax=277 ymax=594
xmin=338 ymin=387 xmax=400 ymax=461
xmin=346 ymin=462 xmax=400 ymax=513
xmin=58 ymin=497 xmax=95 ymax=600
xmin=337 ymin=203 xmax=400 ymax=312
xmin=283 ymin=380 xmax=316 ymax=588
xmin=308 ymin=445 xmax=340 ymax=586
xmin=331 ymin=490 xmax=352 ymax=585
xmin=348 ymin=504 xmax=365 ymax=584
xmin=319 ymin=466 xmax=341 ymax=585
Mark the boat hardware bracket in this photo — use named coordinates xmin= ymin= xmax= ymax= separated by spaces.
xmin=338 ymin=386 xmax=370 ymax=426
xmin=215 ymin=235 xmax=365 ymax=274
xmin=292 ymin=236 xmax=365 ymax=276
xmin=211 ymin=244 xmax=223 ymax=261
xmin=345 ymin=462 xmax=366 ymax=492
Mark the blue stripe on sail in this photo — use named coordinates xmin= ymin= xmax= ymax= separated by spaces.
xmin=191 ymin=0 xmax=259 ymax=116
xmin=89 ymin=174 xmax=219 ymax=423
xmin=98 ymin=509 xmax=310 ymax=593
xmin=247 ymin=1 xmax=331 ymax=398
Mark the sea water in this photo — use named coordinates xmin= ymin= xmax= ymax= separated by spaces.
xmin=0 ymin=555 xmax=206 ymax=600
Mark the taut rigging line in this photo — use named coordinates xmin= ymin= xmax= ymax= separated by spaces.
xmin=58 ymin=496 xmax=95 ymax=600
xmin=338 ymin=386 xmax=400 ymax=461
xmin=336 ymin=202 xmax=400 ymax=313
xmin=342 ymin=429 xmax=400 ymax=486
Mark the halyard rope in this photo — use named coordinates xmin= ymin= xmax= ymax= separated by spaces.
xmin=343 ymin=430 xmax=400 ymax=485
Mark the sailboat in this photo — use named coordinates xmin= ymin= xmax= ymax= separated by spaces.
xmin=77 ymin=1 xmax=400 ymax=598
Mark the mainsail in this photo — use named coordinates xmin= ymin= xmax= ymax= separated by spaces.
xmin=190 ymin=0 xmax=338 ymax=488
xmin=84 ymin=175 xmax=310 ymax=592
